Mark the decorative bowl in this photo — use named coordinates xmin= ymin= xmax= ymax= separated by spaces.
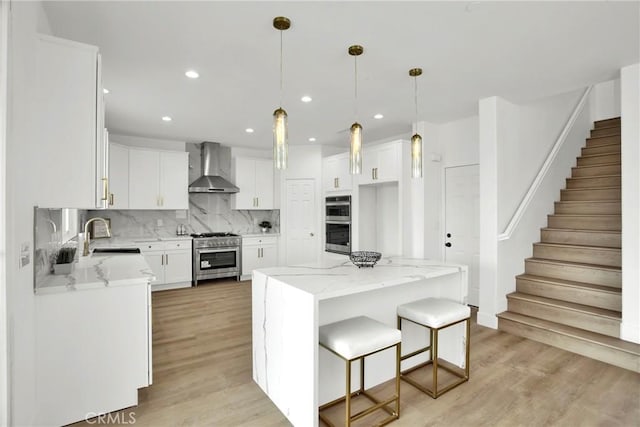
xmin=349 ymin=251 xmax=382 ymax=268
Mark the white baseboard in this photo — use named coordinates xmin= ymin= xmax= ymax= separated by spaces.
xmin=151 ymin=282 xmax=192 ymax=292
xmin=477 ymin=311 xmax=498 ymax=329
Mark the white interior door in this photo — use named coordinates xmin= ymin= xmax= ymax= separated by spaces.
xmin=445 ymin=165 xmax=480 ymax=306
xmin=285 ymin=179 xmax=317 ymax=266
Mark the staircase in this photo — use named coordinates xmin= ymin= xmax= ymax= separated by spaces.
xmin=497 ymin=117 xmax=640 ymax=373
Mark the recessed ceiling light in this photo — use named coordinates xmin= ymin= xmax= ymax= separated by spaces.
xmin=308 ymin=137 xmax=316 ymax=142
xmin=103 ymin=88 xmax=109 ymax=94
xmin=373 ymin=113 xmax=384 ymax=119
xmin=162 ymin=116 xmax=172 ymax=122
xmin=185 ymin=70 xmax=199 ymax=79
xmin=301 ymin=95 xmax=312 ymax=103
xmin=245 ymin=128 xmax=254 ymax=133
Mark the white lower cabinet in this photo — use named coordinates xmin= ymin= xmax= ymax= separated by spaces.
xmin=138 ymin=240 xmax=192 ymax=290
xmin=242 ymin=236 xmax=278 ymax=280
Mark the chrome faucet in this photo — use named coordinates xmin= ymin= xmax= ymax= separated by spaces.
xmin=82 ymin=217 xmax=111 ymax=256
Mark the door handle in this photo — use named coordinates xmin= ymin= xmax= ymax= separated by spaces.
xmin=445 ymin=242 xmax=452 ymax=247
xmin=446 ymin=233 xmax=452 ymax=238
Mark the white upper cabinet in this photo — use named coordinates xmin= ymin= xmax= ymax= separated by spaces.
xmin=128 ymin=148 xmax=188 ymax=210
xmin=323 ymin=153 xmax=352 ymax=192
xmin=358 ymin=142 xmax=401 ymax=185
xmin=231 ymin=157 xmax=274 ymax=210
xmin=34 ymin=34 xmax=104 ymax=208
xmin=108 ymin=143 xmax=129 ymax=209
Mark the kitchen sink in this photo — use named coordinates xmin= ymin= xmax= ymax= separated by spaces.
xmin=92 ymin=248 xmax=141 ymax=255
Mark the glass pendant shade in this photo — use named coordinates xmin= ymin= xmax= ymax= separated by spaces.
xmin=411 ymin=133 xmax=423 ymax=178
xmin=273 ymin=108 xmax=288 ymax=169
xmin=349 ymin=122 xmax=362 ymax=175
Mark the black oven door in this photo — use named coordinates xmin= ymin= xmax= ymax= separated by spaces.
xmin=325 ymin=221 xmax=351 ymax=254
xmin=197 ymin=248 xmax=239 ymax=273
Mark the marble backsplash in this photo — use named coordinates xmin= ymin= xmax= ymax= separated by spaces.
xmin=86 ymin=204 xmax=279 ymax=238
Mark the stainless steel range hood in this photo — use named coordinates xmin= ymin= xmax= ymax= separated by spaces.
xmin=188 ymin=142 xmax=239 ymax=193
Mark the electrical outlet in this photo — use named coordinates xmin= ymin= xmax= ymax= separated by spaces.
xmin=156 ymin=219 xmax=163 ymax=227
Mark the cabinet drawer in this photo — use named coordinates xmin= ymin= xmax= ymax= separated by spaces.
xmin=137 ymin=241 xmax=165 ymax=252
xmin=243 ymin=236 xmax=278 ymax=247
xmin=164 ymin=241 xmax=192 ymax=251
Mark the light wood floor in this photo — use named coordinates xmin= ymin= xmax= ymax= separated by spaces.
xmin=73 ymin=280 xmax=639 ymax=426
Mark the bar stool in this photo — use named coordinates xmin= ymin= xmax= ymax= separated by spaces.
xmin=319 ymin=316 xmax=401 ymax=427
xmin=397 ymin=298 xmax=470 ymax=398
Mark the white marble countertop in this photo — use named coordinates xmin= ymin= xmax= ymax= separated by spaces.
xmin=36 ymin=254 xmax=156 ymax=295
xmin=241 ymin=232 xmax=280 ymax=238
xmin=255 ymin=256 xmax=467 ymax=300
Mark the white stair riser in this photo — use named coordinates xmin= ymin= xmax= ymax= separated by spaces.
xmin=548 ymin=215 xmax=621 ymax=231
xmin=594 ymin=118 xmax=621 ymax=129
xmin=497 ymin=317 xmax=637 ymax=372
xmin=507 ymin=298 xmax=620 ymax=338
xmin=541 ymin=229 xmax=621 ymax=248
xmin=566 ymin=176 xmax=620 ymax=189
xmin=516 ymin=277 xmax=621 ymax=310
xmin=582 ymin=144 xmax=621 ymax=156
xmin=586 ymin=135 xmax=621 ymax=147
xmin=533 ymin=244 xmax=621 ymax=267
xmin=561 ymin=188 xmax=621 ymax=201
xmin=572 ymin=164 xmax=621 ymax=177
xmin=577 ymin=153 xmax=621 ymax=166
xmin=524 ymin=260 xmax=621 ymax=288
xmin=554 ymin=201 xmax=621 ymax=215
xmin=590 ymin=127 xmax=621 ymax=138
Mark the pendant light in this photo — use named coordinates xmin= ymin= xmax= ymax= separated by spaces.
xmin=409 ymin=67 xmax=423 ymax=178
xmin=273 ymin=16 xmax=291 ymax=170
xmin=348 ymin=45 xmax=364 ymax=175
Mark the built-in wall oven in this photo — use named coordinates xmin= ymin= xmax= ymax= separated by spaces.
xmin=325 ymin=195 xmax=351 ymax=255
xmin=191 ymin=233 xmax=241 ymax=285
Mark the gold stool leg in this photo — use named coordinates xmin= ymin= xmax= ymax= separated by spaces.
xmin=395 ymin=343 xmax=401 ymax=418
xmin=345 ymin=359 xmax=351 ymax=427
xmin=432 ymin=327 xmax=438 ymax=398
xmin=465 ymin=317 xmax=471 ymax=379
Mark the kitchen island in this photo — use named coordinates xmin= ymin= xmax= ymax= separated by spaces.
xmin=252 ymin=256 xmax=468 ymax=427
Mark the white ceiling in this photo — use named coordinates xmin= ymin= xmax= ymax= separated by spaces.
xmin=42 ymin=1 xmax=639 ymax=150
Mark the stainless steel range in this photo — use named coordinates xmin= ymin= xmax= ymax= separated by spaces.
xmin=191 ymin=232 xmax=241 ymax=285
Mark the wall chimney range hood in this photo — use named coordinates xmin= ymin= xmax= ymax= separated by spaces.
xmin=188 ymin=142 xmax=239 ymax=193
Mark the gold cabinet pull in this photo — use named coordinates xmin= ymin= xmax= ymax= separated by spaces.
xmin=101 ymin=177 xmax=108 ymax=201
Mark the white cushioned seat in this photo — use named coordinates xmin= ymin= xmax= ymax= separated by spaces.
xmin=319 ymin=316 xmax=401 ymax=360
xmin=397 ymin=298 xmax=470 ymax=328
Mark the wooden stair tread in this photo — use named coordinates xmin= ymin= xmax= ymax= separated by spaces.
xmin=573 ymin=162 xmax=621 ymax=169
xmin=586 ymin=136 xmax=621 ymax=142
xmin=554 ymin=200 xmax=621 ymax=205
xmin=507 ymin=292 xmax=621 ymax=320
xmin=568 ymin=174 xmax=621 ymax=179
xmin=497 ymin=312 xmax=640 ymax=356
xmin=518 ymin=272 xmax=622 ymax=292
xmin=591 ymin=125 xmax=621 ymax=132
xmin=579 ymin=153 xmax=621 ymax=159
xmin=562 ymin=185 xmax=622 ymax=193
xmin=542 ymin=227 xmax=621 ymax=235
xmin=549 ymin=213 xmax=620 ymax=218
xmin=523 ymin=258 xmax=621 ymax=272
xmin=534 ymin=241 xmax=621 ymax=251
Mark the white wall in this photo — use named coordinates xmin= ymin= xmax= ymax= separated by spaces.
xmin=5 ymin=2 xmax=53 ymax=424
xmin=620 ymin=63 xmax=640 ymax=344
xmin=591 ymin=78 xmax=621 ymax=122
xmin=0 ymin=1 xmax=8 ymax=423
xmin=441 ymin=115 xmax=480 ymax=169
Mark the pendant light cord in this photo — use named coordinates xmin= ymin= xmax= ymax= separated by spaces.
xmin=279 ymin=30 xmax=284 ymax=108
xmin=414 ymin=75 xmax=418 ymax=127
xmin=354 ymin=55 xmax=358 ymax=120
